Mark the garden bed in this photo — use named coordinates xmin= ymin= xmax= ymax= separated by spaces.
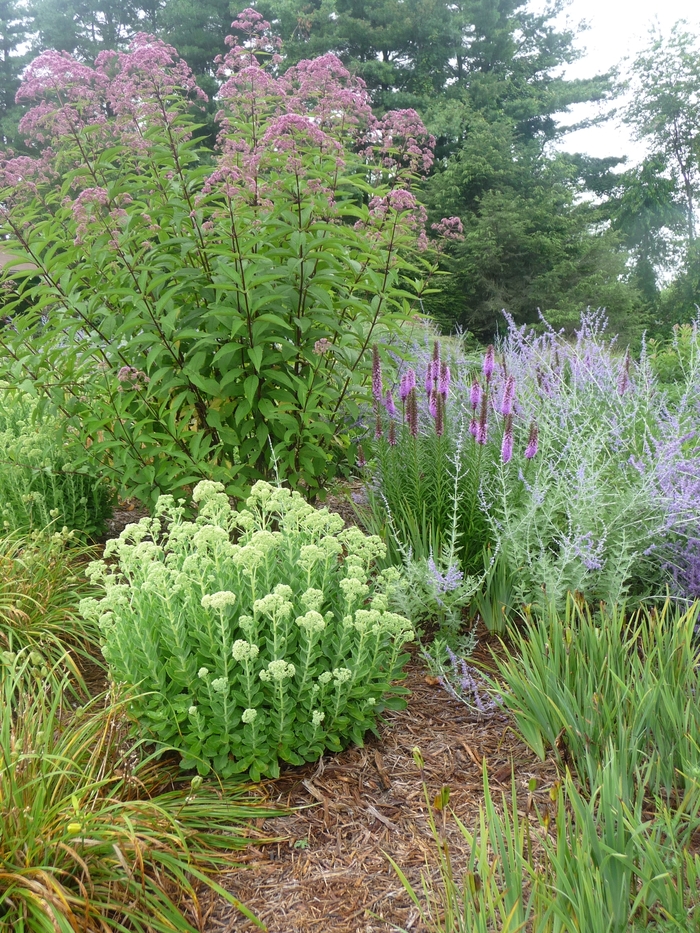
xmin=211 ymin=651 xmax=560 ymax=932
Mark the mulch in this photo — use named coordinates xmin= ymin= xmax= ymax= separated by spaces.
xmin=207 ymin=644 xmax=560 ymax=933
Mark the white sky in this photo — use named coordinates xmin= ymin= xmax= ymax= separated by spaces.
xmin=529 ymin=0 xmax=700 ymax=164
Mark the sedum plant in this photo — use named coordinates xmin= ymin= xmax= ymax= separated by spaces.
xmin=81 ymin=480 xmax=414 ymax=780
xmin=0 ymin=388 xmax=111 ymax=538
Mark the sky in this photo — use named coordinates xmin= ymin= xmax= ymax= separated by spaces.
xmin=530 ymin=0 xmax=700 ymax=164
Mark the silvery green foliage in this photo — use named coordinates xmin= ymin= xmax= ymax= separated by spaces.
xmin=387 ymin=552 xmax=478 ymax=639
xmin=81 ymin=481 xmax=413 ymax=780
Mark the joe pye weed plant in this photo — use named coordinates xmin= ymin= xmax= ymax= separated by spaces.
xmin=0 ymin=9 xmax=453 ymax=505
xmin=82 ymin=480 xmax=414 ymax=780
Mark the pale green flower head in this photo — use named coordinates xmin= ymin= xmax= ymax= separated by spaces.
xmin=233 ymin=510 xmax=255 ymax=533
xmin=344 ymin=560 xmax=366 ymax=581
xmin=274 ymin=583 xmax=294 ymax=601
xmin=301 ymin=587 xmax=324 ymax=612
xmin=79 ymin=597 xmax=101 ymax=621
xmin=295 ymin=610 xmax=326 ymax=635
xmin=85 ymin=560 xmax=108 ymax=583
xmin=188 ymin=705 xmax=198 ymax=716
xmin=311 ymin=710 xmax=325 ymax=727
xmin=238 ymin=614 xmax=256 ymax=638
xmin=231 ymin=544 xmax=267 ymax=572
xmin=193 ymin=525 xmax=231 ymax=551
xmin=353 ymin=608 xmax=382 ymax=632
xmin=319 ymin=535 xmax=343 ymax=557
xmin=154 ymin=494 xmax=182 ymax=519
xmin=259 ymin=659 xmax=296 ymax=682
xmin=250 ymin=530 xmax=281 ymax=554
xmin=241 ymin=708 xmax=257 ymax=724
xmin=232 ymin=639 xmax=259 ymax=662
xmin=198 ymin=667 xmax=209 ymax=679
xmin=370 ymin=592 xmax=389 ymax=612
xmin=299 ymin=544 xmax=325 ymax=569
xmin=338 ymin=527 xmax=386 ymax=564
xmin=332 ymin=667 xmax=352 ymax=686
xmin=246 ymin=480 xmax=278 ymax=509
xmin=339 ymin=576 xmax=369 ymax=606
xmin=201 ymin=590 xmax=237 ymax=611
xmin=211 ymin=677 xmax=228 ymax=693
xmin=377 ymin=611 xmax=414 ymax=640
xmin=253 ymin=591 xmax=293 ymax=621
xmin=192 ymin=480 xmax=227 ymax=503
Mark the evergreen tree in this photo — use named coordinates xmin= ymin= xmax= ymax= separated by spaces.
xmin=28 ymin=0 xmax=164 ymax=59
xmin=0 ymin=0 xmax=32 ymax=143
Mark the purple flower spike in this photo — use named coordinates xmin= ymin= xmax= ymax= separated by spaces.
xmin=399 ymin=370 xmax=412 ymax=402
xmin=406 ymin=387 xmax=418 ymax=437
xmin=372 ymin=344 xmax=382 ymax=403
xmin=525 ymin=422 xmax=539 ymax=459
xmin=388 ymin=420 xmax=397 ymax=446
xmin=435 ymin=392 xmax=445 ymax=437
xmin=374 ymin=409 xmax=383 ymax=440
xmin=470 ymin=377 xmax=481 ymax=411
xmin=439 ymin=361 xmax=450 ymax=399
xmin=476 ymin=393 xmax=488 ymax=445
xmin=469 ymin=417 xmax=478 ymax=438
xmin=429 ymin=390 xmax=438 ymax=419
xmin=424 ymin=360 xmax=434 ymax=395
xmin=500 ymin=374 xmax=516 ymax=417
xmin=501 ymin=415 xmax=514 ymax=463
xmin=357 ymin=444 xmax=366 ymax=468
xmin=483 ymin=345 xmax=495 ymax=383
xmin=384 ymin=390 xmax=397 ymax=417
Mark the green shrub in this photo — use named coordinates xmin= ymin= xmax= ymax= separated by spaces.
xmin=82 ymin=480 xmax=414 ymax=780
xmin=0 ymin=389 xmax=111 ymax=538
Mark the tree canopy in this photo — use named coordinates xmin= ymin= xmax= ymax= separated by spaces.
xmin=1 ymin=0 xmax=698 ymax=337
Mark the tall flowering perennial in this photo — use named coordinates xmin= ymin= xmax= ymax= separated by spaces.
xmin=363 ymin=337 xmax=537 ymax=572
xmin=80 ymin=481 xmax=413 ymax=780
xmin=0 ymin=11 xmax=441 ymax=505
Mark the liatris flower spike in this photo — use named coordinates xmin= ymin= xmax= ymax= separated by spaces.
xmin=439 ymin=361 xmax=450 ymax=399
xmin=388 ymin=419 xmax=397 ymax=446
xmin=424 ymin=361 xmax=434 ymax=395
xmin=375 ymin=409 xmax=383 ymax=440
xmin=501 ymin=414 xmax=514 ymax=463
xmin=500 ymin=374 xmax=515 ymax=417
xmin=384 ymin=390 xmax=397 ymax=417
xmin=399 ymin=369 xmax=416 ymax=402
xmin=476 ymin=392 xmax=488 ymax=445
xmin=372 ymin=344 xmax=382 ymax=404
xmin=357 ymin=444 xmax=366 ymax=468
xmin=483 ymin=345 xmax=495 ymax=383
xmin=525 ymin=422 xmax=539 ymax=459
xmin=429 ymin=390 xmax=438 ymax=419
xmin=435 ymin=392 xmax=445 ymax=437
xmin=406 ymin=386 xmax=419 ymax=437
xmin=470 ymin=377 xmax=481 ymax=411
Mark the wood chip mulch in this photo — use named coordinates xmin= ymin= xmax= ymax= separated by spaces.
xmin=208 ymin=646 xmax=560 ymax=933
